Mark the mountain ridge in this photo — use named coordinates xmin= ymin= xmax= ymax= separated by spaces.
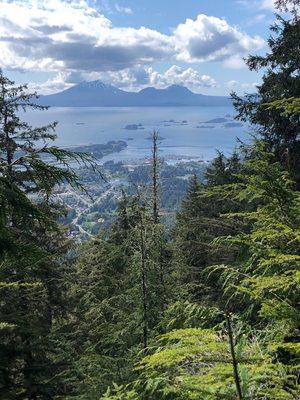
xmin=37 ymin=80 xmax=232 ymax=107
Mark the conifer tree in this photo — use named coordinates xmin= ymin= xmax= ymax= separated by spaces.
xmin=205 ymin=151 xmax=228 ymax=186
xmin=151 ymin=130 xmax=160 ymax=224
xmin=231 ymin=5 xmax=300 ymax=185
xmin=59 ymin=189 xmax=174 ymax=397
xmin=0 ymin=70 xmax=94 ymax=399
xmin=174 ymin=152 xmax=245 ymax=303
xmin=208 ymin=150 xmax=300 ymax=379
xmin=103 ymin=326 xmax=296 ymax=399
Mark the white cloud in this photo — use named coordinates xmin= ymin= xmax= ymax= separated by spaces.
xmin=115 ymin=3 xmax=133 ymax=14
xmin=147 ymin=65 xmax=217 ymax=92
xmin=174 ymin=14 xmax=264 ymax=66
xmin=0 ymin=0 xmax=172 ymax=72
xmin=28 ymin=73 xmax=73 ymax=94
xmin=32 ymin=65 xmax=217 ymax=94
xmin=0 ymin=0 xmax=264 ymax=75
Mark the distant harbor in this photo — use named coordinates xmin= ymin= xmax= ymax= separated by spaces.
xmin=22 ymin=105 xmax=249 ymax=163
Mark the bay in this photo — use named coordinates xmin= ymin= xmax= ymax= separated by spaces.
xmin=22 ymin=106 xmax=250 ymax=163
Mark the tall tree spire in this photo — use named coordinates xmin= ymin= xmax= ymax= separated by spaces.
xmin=151 ymin=130 xmax=159 ymax=224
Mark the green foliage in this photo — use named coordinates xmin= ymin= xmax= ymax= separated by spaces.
xmin=131 ymin=328 xmax=295 ymax=399
xmin=173 ymin=153 xmax=246 ymax=304
xmin=231 ymin=12 xmax=300 ymax=186
xmin=159 ymin=301 xmax=223 ymax=331
xmin=0 ymin=16 xmax=299 ymax=397
xmin=264 ymin=97 xmax=300 ymax=116
xmin=199 ymin=152 xmax=300 ymax=397
xmin=0 ymin=70 xmax=97 ymax=398
xmin=205 ymin=150 xmax=242 ymax=187
xmin=101 ymin=383 xmax=138 ymax=400
xmin=210 ymin=154 xmax=300 ymax=326
xmin=58 ymin=195 xmax=176 ymax=398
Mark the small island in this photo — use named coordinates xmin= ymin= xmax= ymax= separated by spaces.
xmin=65 ymin=140 xmax=127 ymax=159
xmin=124 ymin=123 xmax=144 ymax=130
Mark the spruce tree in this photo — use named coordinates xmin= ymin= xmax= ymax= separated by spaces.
xmin=205 ymin=151 xmax=228 ymax=186
xmin=174 ymin=152 xmax=245 ymax=303
xmin=231 ymin=5 xmax=300 ymax=185
xmin=0 ymin=70 xmax=94 ymax=399
xmin=209 ymin=151 xmax=300 ymax=375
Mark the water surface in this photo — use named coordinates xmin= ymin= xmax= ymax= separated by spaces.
xmin=22 ymin=106 xmax=250 ymax=162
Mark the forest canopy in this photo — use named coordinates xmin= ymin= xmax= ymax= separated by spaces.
xmin=0 ymin=0 xmax=299 ymax=399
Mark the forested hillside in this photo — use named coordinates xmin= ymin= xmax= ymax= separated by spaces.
xmin=0 ymin=0 xmax=299 ymax=399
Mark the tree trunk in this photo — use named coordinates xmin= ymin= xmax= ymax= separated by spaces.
xmin=152 ymin=130 xmax=159 ymax=224
xmin=139 ymin=220 xmax=148 ymax=351
xmin=225 ymin=312 xmax=243 ymax=400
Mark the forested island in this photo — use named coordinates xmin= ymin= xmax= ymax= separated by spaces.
xmin=65 ymin=141 xmax=128 ymax=159
xmin=0 ymin=1 xmax=299 ymax=399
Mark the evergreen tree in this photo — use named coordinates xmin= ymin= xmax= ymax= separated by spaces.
xmin=102 ymin=326 xmax=296 ymax=399
xmin=179 ymin=174 xmax=202 ymax=218
xmin=0 ymin=70 xmax=93 ymax=399
xmin=174 ymin=152 xmax=245 ymax=302
xmin=205 ymin=151 xmax=228 ymax=186
xmin=231 ymin=6 xmax=300 ymax=185
xmin=151 ymin=130 xmax=160 ymax=224
xmin=1 ymin=6 xmax=299 ymax=394
xmin=208 ymin=151 xmax=300 ymax=380
xmin=59 ymin=189 xmax=174 ymax=398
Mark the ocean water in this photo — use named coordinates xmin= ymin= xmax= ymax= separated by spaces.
xmin=22 ymin=106 xmax=250 ymax=163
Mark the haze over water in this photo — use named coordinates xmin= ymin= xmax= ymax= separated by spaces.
xmin=23 ymin=106 xmax=249 ymax=163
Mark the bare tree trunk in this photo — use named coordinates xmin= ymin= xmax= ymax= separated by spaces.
xmin=151 ymin=130 xmax=166 ymax=289
xmin=225 ymin=312 xmax=243 ymax=400
xmin=152 ymin=130 xmax=159 ymax=224
xmin=139 ymin=218 xmax=148 ymax=351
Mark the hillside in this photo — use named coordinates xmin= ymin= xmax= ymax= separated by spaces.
xmin=37 ymin=80 xmax=231 ymax=107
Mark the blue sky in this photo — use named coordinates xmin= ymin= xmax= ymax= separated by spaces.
xmin=0 ymin=0 xmax=278 ymax=95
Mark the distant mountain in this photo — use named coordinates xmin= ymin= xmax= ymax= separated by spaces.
xmin=37 ymin=80 xmax=231 ymax=107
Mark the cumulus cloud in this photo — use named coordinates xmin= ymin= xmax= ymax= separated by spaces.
xmin=147 ymin=65 xmax=217 ymax=92
xmin=0 ymin=0 xmax=264 ymax=76
xmin=101 ymin=65 xmax=217 ymax=92
xmin=32 ymin=65 xmax=217 ymax=94
xmin=174 ymin=14 xmax=264 ymax=65
xmin=28 ymin=73 xmax=73 ymax=94
xmin=0 ymin=0 xmax=172 ymax=72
